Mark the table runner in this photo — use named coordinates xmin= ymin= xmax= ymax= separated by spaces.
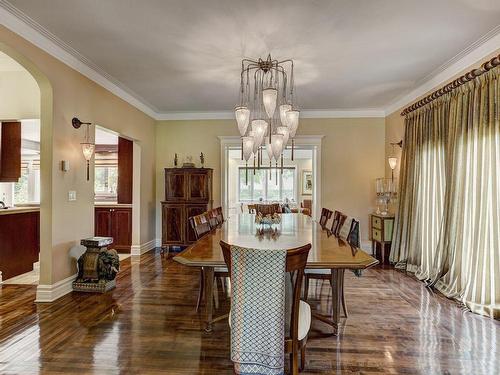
xmin=230 ymin=245 xmax=287 ymax=375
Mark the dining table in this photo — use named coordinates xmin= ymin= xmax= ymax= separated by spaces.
xmin=174 ymin=213 xmax=379 ymax=335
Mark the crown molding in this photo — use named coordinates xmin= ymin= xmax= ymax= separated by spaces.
xmin=384 ymin=25 xmax=500 ymax=116
xmin=0 ymin=1 xmax=158 ymax=119
xmin=156 ymin=108 xmax=386 ymax=121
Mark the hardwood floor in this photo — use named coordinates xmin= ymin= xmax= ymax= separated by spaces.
xmin=0 ymin=250 xmax=498 ymax=374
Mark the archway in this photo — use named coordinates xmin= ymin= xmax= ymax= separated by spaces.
xmin=0 ymin=42 xmax=54 ymax=289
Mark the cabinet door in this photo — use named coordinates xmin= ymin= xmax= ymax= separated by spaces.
xmin=162 ymin=204 xmax=185 ymax=245
xmin=112 ymin=208 xmax=132 ymax=252
xmin=185 ymin=204 xmax=207 ymax=243
xmin=95 ymin=208 xmax=113 ymax=239
xmin=0 ymin=121 xmax=21 ymax=182
xmin=165 ymin=171 xmax=186 ymax=200
xmin=188 ymin=171 xmax=209 ymax=201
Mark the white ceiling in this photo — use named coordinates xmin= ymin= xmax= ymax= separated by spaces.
xmin=4 ymin=0 xmax=500 ymax=116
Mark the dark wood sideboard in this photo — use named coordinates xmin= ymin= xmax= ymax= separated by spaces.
xmin=161 ymin=168 xmax=213 ymax=249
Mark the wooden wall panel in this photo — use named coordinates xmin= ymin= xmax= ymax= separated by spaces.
xmin=0 ymin=121 xmax=21 ymax=182
xmin=117 ymin=137 xmax=133 ymax=204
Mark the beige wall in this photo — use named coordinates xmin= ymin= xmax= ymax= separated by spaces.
xmin=156 ymin=117 xmax=385 ymax=242
xmin=0 ymin=70 xmax=40 ymax=119
xmin=0 ymin=26 xmax=156 ymax=285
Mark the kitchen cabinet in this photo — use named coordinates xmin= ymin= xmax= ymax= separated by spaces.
xmin=0 ymin=121 xmax=21 ymax=182
xmin=0 ymin=210 xmax=39 ymax=280
xmin=94 ymin=206 xmax=132 ymax=252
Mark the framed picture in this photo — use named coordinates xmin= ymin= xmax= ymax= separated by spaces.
xmin=301 ymin=170 xmax=313 ymax=195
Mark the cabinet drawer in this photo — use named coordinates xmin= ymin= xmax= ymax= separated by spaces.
xmin=372 ymin=216 xmax=382 ymax=229
xmin=372 ymin=228 xmax=382 ymax=241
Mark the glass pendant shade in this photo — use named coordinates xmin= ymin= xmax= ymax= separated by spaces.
xmin=262 ymin=88 xmax=278 ymax=118
xmin=276 ymin=126 xmax=290 ymax=146
xmin=388 ymin=157 xmax=397 ymax=170
xmin=235 ymin=106 xmax=250 ymax=136
xmin=251 ymin=119 xmax=268 ymax=147
xmin=279 ymin=104 xmax=292 ymax=127
xmin=81 ymin=143 xmax=95 ymax=161
xmin=286 ymin=109 xmax=300 ymax=137
xmin=271 ymin=134 xmax=284 ymax=160
xmin=242 ymin=136 xmax=255 ymax=161
xmin=265 ymin=139 xmax=274 ymax=161
xmin=248 ymin=131 xmax=259 ymax=154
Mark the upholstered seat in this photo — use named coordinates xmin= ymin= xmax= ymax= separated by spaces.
xmin=229 ymin=300 xmax=311 ymax=341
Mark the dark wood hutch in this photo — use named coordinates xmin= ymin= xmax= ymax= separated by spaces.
xmin=161 ymin=167 xmax=213 ymax=249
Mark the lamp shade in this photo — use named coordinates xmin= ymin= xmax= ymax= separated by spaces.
xmin=279 ymin=104 xmax=291 ymax=127
xmin=265 ymin=139 xmax=274 ymax=161
xmin=262 ymin=88 xmax=278 ymax=118
xmin=235 ymin=106 xmax=250 ymax=136
xmin=251 ymin=119 xmax=268 ymax=148
xmin=242 ymin=136 xmax=254 ymax=161
xmin=271 ymin=134 xmax=284 ymax=160
xmin=388 ymin=157 xmax=397 ymax=170
xmin=276 ymin=126 xmax=290 ymax=146
xmin=81 ymin=143 xmax=95 ymax=161
xmin=286 ymin=109 xmax=300 ymax=137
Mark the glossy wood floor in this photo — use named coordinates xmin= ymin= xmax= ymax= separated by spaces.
xmin=0 ymin=250 xmax=499 ymax=375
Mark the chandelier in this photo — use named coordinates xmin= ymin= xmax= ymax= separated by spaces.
xmin=235 ymin=55 xmax=299 ymax=183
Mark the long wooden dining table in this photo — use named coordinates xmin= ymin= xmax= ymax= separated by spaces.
xmin=174 ymin=213 xmax=379 ymax=335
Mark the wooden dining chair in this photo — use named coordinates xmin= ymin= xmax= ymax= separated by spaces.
xmin=255 ymin=203 xmax=281 ymax=215
xmin=247 ymin=204 xmax=256 ymax=214
xmin=328 ymin=210 xmax=346 ymax=237
xmin=221 ymin=241 xmax=312 ymax=374
xmin=304 ymin=210 xmax=351 ymax=318
xmin=215 ymin=206 xmax=224 ymax=225
xmin=319 ymin=208 xmax=333 ymax=229
xmin=189 ymin=213 xmax=228 ymax=312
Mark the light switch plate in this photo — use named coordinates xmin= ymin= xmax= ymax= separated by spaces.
xmin=68 ymin=190 xmax=76 ymax=201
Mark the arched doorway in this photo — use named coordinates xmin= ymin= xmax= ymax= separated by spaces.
xmin=0 ymin=42 xmax=53 ymax=290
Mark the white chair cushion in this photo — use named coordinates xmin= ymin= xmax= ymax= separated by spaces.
xmin=229 ymin=300 xmax=311 ymax=341
xmin=304 ymin=268 xmax=329 ymax=275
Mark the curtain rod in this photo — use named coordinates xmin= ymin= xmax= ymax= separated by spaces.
xmin=401 ymin=53 xmax=500 ymax=116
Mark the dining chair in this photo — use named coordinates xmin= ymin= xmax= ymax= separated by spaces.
xmin=220 ymin=241 xmax=312 ymax=374
xmin=319 ymin=208 xmax=333 ymax=229
xmin=304 ymin=210 xmax=353 ymax=318
xmin=328 ymin=210 xmax=346 ymax=237
xmin=256 ymin=203 xmax=281 ymax=215
xmin=215 ymin=206 xmax=224 ymax=225
xmin=248 ymin=204 xmax=256 ymax=214
xmin=189 ymin=213 xmax=229 ymax=312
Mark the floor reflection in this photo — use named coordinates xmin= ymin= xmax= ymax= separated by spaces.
xmin=0 ymin=250 xmax=498 ymax=374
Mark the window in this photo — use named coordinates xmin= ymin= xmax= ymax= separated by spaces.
xmin=95 ymin=165 xmax=118 ymax=199
xmin=14 ymin=159 xmax=40 ymax=204
xmin=238 ymin=167 xmax=296 ymax=202
xmin=94 ymin=150 xmax=118 ymax=201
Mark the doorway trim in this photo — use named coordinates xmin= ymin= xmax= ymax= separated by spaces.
xmin=218 ymin=135 xmax=323 ymax=219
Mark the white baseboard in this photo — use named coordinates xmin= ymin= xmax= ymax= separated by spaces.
xmin=130 ymin=238 xmax=157 ymax=256
xmin=35 ymin=273 xmax=76 ymax=303
xmin=155 ymin=238 xmax=161 ymax=247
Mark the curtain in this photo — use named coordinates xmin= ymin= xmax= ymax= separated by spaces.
xmin=391 ymin=66 xmax=500 ymax=319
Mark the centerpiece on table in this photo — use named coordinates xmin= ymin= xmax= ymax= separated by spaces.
xmin=255 ymin=212 xmax=281 ymax=226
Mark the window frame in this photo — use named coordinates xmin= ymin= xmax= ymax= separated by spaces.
xmin=237 ymin=166 xmax=297 ymax=203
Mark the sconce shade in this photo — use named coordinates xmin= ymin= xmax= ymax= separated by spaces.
xmin=262 ymin=88 xmax=278 ymax=118
xmin=388 ymin=157 xmax=397 ymax=170
xmin=235 ymin=106 xmax=250 ymax=136
xmin=81 ymin=142 xmax=95 ymax=161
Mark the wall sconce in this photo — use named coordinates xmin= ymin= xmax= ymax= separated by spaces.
xmin=72 ymin=117 xmax=94 ymax=181
xmin=388 ymin=140 xmax=403 ymax=181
